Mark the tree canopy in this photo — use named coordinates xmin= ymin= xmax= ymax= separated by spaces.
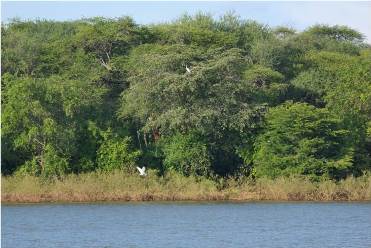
xmin=2 ymin=14 xmax=370 ymax=180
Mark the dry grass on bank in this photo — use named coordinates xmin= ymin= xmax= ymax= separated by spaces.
xmin=225 ymin=176 xmax=371 ymax=201
xmin=2 ymin=170 xmax=371 ymax=203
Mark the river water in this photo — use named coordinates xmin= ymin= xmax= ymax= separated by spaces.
xmin=2 ymin=202 xmax=371 ymax=248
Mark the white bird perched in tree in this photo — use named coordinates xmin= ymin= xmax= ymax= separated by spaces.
xmin=136 ymin=166 xmax=147 ymax=176
xmin=185 ymin=65 xmax=191 ymax=73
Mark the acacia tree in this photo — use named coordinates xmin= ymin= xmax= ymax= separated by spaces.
xmin=119 ymin=45 xmax=278 ymax=175
xmin=292 ymin=50 xmax=371 ymax=169
xmin=2 ymin=75 xmax=107 ymax=176
xmin=74 ymin=17 xmax=151 ymax=71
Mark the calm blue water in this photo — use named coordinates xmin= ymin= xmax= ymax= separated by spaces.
xmin=2 ymin=202 xmax=371 ymax=248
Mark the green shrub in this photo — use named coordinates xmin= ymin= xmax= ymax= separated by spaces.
xmin=162 ymin=133 xmax=212 ymax=176
xmin=16 ymin=144 xmax=69 ymax=178
xmin=253 ymin=102 xmax=353 ymax=179
xmin=97 ymin=136 xmax=141 ymax=171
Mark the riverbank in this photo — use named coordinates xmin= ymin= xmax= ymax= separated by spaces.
xmin=2 ymin=170 xmax=371 ymax=203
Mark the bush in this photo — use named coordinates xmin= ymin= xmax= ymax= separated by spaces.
xmin=252 ymin=102 xmax=353 ymax=179
xmin=16 ymin=144 xmax=69 ymax=178
xmin=97 ymin=136 xmax=141 ymax=172
xmin=162 ymin=132 xmax=212 ymax=176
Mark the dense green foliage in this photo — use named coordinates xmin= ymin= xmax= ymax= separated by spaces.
xmin=253 ymin=102 xmax=353 ymax=180
xmin=162 ymin=132 xmax=211 ymax=176
xmin=2 ymin=14 xmax=371 ymax=180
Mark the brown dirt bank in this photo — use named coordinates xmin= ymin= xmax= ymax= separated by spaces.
xmin=2 ymin=171 xmax=371 ymax=203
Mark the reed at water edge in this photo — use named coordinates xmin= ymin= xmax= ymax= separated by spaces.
xmin=2 ymin=170 xmax=371 ymax=203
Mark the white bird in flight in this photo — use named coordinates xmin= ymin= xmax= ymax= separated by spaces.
xmin=185 ymin=65 xmax=191 ymax=73
xmin=136 ymin=166 xmax=147 ymax=176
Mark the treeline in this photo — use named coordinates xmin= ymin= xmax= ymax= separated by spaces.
xmin=2 ymin=13 xmax=371 ymax=181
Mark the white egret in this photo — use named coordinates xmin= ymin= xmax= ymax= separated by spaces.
xmin=136 ymin=166 xmax=147 ymax=176
xmin=185 ymin=65 xmax=191 ymax=73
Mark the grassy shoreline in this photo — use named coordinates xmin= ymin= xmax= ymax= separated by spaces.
xmin=2 ymin=171 xmax=371 ymax=203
